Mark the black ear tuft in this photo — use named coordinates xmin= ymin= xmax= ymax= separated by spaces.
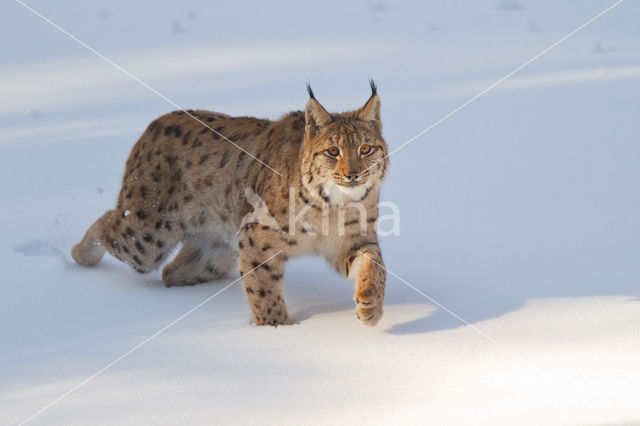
xmin=369 ymin=79 xmax=377 ymax=96
xmin=306 ymin=83 xmax=315 ymax=100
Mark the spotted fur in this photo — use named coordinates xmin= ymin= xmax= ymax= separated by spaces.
xmin=72 ymin=82 xmax=389 ymax=326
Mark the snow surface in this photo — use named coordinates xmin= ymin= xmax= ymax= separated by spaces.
xmin=1 ymin=0 xmax=640 ymax=425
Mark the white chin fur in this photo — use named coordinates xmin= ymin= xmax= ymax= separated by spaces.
xmin=323 ymin=180 xmax=371 ymax=204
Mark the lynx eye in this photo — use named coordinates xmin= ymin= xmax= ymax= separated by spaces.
xmin=326 ymin=146 xmax=340 ymax=158
xmin=359 ymin=144 xmax=373 ymax=156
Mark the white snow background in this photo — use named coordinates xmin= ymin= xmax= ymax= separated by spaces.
xmin=1 ymin=0 xmax=639 ymax=425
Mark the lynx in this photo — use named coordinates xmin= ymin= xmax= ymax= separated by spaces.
xmin=72 ymin=81 xmax=389 ymax=326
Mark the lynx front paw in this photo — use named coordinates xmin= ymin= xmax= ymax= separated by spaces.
xmin=253 ymin=309 xmax=291 ymax=327
xmin=354 ymin=295 xmax=382 ymax=326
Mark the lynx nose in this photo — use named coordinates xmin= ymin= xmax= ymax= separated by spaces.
xmin=345 ymin=171 xmax=359 ymax=182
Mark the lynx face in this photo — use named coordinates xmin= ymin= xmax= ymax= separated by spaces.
xmin=301 ymin=86 xmax=389 ymax=204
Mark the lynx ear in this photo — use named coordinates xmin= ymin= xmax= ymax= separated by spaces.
xmin=357 ymin=80 xmax=381 ymax=132
xmin=305 ymin=84 xmax=332 ymax=138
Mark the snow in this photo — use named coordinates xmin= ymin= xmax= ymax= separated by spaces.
xmin=1 ymin=0 xmax=640 ymax=425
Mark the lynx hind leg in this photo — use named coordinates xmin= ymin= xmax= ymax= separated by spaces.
xmin=73 ymin=208 xmax=179 ymax=274
xmin=162 ymin=236 xmax=237 ymax=287
xmin=72 ymin=212 xmax=110 ymax=266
